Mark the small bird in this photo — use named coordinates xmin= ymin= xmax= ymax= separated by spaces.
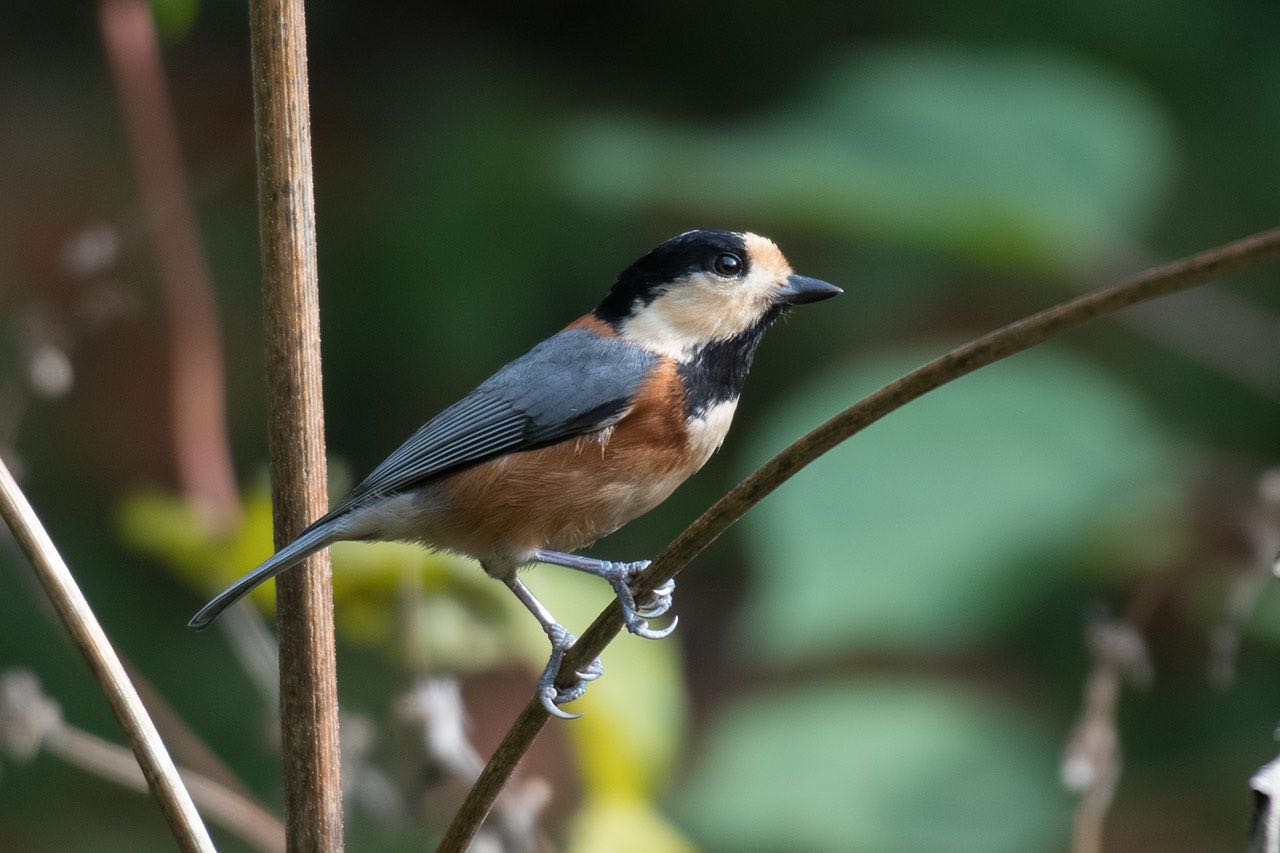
xmin=191 ymin=230 xmax=840 ymax=717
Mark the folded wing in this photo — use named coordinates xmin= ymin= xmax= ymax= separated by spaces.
xmin=335 ymin=327 xmax=658 ymax=512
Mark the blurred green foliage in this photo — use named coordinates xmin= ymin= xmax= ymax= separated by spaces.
xmin=1 ymin=0 xmax=1278 ymax=850
xmin=563 ymin=46 xmax=1173 ymax=274
xmin=739 ymin=346 xmax=1183 ymax=660
xmin=676 ymin=682 xmax=1068 ymax=852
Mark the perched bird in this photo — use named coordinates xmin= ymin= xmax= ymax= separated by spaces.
xmin=191 ymin=230 xmax=840 ymax=717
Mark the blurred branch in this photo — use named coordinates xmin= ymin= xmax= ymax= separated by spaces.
xmin=0 ymin=670 xmax=285 ymax=853
xmin=247 ymin=0 xmax=344 ymax=848
xmin=124 ymin=657 xmax=251 ymax=798
xmin=1209 ymin=469 xmax=1280 ymax=688
xmin=439 ymin=224 xmax=1280 ymax=851
xmin=1121 ymin=285 xmax=1280 ymax=401
xmin=221 ymin=600 xmax=282 ymax=709
xmin=0 ymin=460 xmax=213 ymax=851
xmin=97 ymin=0 xmax=239 ymax=528
xmin=97 ymin=0 xmax=294 ymax=777
xmin=397 ymin=679 xmax=550 ymax=852
xmin=1099 ymin=241 xmax=1280 ymax=402
xmin=1025 ymin=453 xmax=1280 ymax=849
xmin=1061 ymin=620 xmax=1152 ymax=853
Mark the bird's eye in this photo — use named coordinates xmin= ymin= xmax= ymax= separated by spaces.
xmin=713 ymin=252 xmax=743 ymax=277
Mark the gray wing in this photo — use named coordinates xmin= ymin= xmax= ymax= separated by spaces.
xmin=334 ymin=328 xmax=658 ymax=512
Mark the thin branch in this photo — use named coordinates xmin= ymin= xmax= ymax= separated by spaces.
xmin=247 ymin=0 xmax=344 ymax=847
xmin=396 ymin=678 xmax=550 ymax=852
xmin=53 ymin=727 xmax=286 ymax=853
xmin=0 ymin=669 xmax=285 ymax=853
xmin=1061 ymin=620 xmax=1152 ymax=853
xmin=0 ymin=460 xmax=214 ymax=851
xmin=1209 ymin=468 xmax=1280 ymax=688
xmin=438 ymin=224 xmax=1280 ymax=851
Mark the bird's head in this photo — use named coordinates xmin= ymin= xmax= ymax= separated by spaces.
xmin=595 ymin=230 xmax=841 ymax=359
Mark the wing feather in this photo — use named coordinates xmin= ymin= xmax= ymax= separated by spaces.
xmin=334 ymin=328 xmax=657 ymax=511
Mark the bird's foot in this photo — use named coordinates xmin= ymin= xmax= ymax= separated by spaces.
xmin=597 ymin=560 xmax=678 ymax=640
xmin=537 ymin=623 xmax=604 ymax=720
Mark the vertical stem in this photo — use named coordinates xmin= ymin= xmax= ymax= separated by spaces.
xmin=0 ymin=461 xmax=214 ymax=852
xmin=97 ymin=0 xmax=240 ymax=530
xmin=246 ymin=0 xmax=344 ymax=849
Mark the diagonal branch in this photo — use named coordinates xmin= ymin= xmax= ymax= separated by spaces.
xmin=0 ymin=460 xmax=214 ymax=851
xmin=438 ymin=224 xmax=1280 ymax=851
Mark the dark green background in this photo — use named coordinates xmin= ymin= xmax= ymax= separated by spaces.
xmin=2 ymin=0 xmax=1278 ymax=849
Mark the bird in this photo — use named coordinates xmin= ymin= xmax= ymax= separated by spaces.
xmin=190 ymin=229 xmax=841 ymax=718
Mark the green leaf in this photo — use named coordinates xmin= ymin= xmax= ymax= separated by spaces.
xmin=675 ymin=682 xmax=1069 ymax=852
xmin=560 ymin=45 xmax=1173 ymax=273
xmin=738 ymin=346 xmax=1181 ymax=660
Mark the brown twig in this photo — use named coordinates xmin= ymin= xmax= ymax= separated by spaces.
xmin=247 ymin=0 xmax=344 ymax=848
xmin=0 ymin=461 xmax=214 ymax=851
xmin=438 ymin=224 xmax=1280 ymax=851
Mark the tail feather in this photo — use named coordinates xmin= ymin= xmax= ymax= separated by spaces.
xmin=188 ymin=519 xmax=342 ymax=629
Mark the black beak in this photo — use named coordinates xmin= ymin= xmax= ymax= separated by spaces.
xmin=776 ymin=274 xmax=843 ymax=305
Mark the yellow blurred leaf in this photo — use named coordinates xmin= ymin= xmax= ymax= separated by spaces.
xmin=566 ymin=798 xmax=697 ymax=853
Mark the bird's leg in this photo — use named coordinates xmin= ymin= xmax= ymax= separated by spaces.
xmin=532 ymin=550 xmax=677 ymax=640
xmin=504 ymin=577 xmax=603 ymax=720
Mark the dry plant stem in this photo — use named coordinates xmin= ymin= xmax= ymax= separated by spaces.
xmin=438 ymin=224 xmax=1280 ymax=851
xmin=50 ymin=726 xmax=285 ymax=853
xmin=97 ymin=0 xmax=239 ymax=528
xmin=1062 ymin=622 xmax=1151 ymax=853
xmin=248 ymin=0 xmax=344 ymax=848
xmin=0 ymin=461 xmax=214 ymax=852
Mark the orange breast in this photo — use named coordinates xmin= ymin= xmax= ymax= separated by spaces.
xmin=427 ymin=358 xmax=697 ymax=560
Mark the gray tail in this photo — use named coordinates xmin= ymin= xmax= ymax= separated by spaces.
xmin=188 ymin=518 xmax=342 ymax=629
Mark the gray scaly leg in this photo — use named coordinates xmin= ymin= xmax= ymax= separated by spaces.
xmin=504 ymin=578 xmax=603 ymax=719
xmin=532 ymin=550 xmax=677 ymax=639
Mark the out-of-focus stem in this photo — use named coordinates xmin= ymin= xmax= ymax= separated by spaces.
xmin=50 ymin=726 xmax=286 ymax=853
xmin=97 ymin=0 xmax=239 ymax=529
xmin=0 ymin=460 xmax=214 ymax=851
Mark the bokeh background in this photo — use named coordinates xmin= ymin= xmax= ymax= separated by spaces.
xmin=2 ymin=1 xmax=1279 ymax=850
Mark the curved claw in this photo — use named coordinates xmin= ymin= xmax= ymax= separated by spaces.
xmin=534 ymin=623 xmax=601 ymax=719
xmin=575 ymin=655 xmax=604 ymax=681
xmin=627 ymin=613 xmax=678 ymax=640
xmin=650 ymin=578 xmax=675 ymax=597
xmin=637 ymin=594 xmax=672 ymax=619
xmin=540 ymin=689 xmax=582 ymax=720
xmin=590 ymin=561 xmax=678 ymax=641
